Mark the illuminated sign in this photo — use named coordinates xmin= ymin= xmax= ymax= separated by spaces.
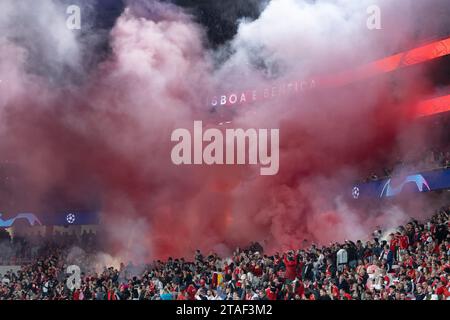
xmin=0 ymin=211 xmax=99 ymax=228
xmin=0 ymin=213 xmax=42 ymax=228
xmin=379 ymin=174 xmax=431 ymax=198
xmin=208 ymin=79 xmax=316 ymax=107
xmin=415 ymin=94 xmax=450 ymax=118
xmin=352 ymin=167 xmax=450 ymax=199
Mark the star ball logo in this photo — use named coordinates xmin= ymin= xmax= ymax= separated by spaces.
xmin=66 ymin=213 xmax=76 ymax=224
xmin=352 ymin=186 xmax=360 ymax=199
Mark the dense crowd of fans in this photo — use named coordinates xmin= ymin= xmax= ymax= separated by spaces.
xmin=364 ymin=115 xmax=450 ymax=182
xmin=0 ymin=204 xmax=449 ymax=300
xmin=365 ymin=147 xmax=450 ymax=182
xmin=0 ymin=230 xmax=97 ymax=265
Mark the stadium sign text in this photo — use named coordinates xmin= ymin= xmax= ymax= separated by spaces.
xmin=209 ymin=79 xmax=316 ymax=107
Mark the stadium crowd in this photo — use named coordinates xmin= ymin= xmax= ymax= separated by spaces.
xmin=364 ymin=116 xmax=450 ymax=182
xmin=365 ymin=147 xmax=450 ymax=182
xmin=0 ymin=230 xmax=97 ymax=265
xmin=0 ymin=204 xmax=449 ymax=300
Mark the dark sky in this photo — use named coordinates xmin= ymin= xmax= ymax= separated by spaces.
xmin=16 ymin=0 xmax=450 ymax=84
xmin=81 ymin=0 xmax=450 ymax=47
xmin=169 ymin=0 xmax=267 ymax=47
xmin=73 ymin=0 xmax=267 ymax=47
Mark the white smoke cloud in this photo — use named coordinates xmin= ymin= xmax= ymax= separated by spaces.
xmin=0 ymin=0 xmax=81 ymax=77
xmin=214 ymin=0 xmax=424 ymax=91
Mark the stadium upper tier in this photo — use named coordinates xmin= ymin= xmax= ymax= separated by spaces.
xmin=209 ymin=36 xmax=450 ymax=119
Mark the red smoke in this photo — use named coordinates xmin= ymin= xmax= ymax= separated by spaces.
xmin=0 ymin=0 xmax=447 ymax=261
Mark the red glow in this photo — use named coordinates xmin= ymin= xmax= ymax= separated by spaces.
xmin=414 ymin=94 xmax=450 ymax=117
xmin=210 ymin=37 xmax=450 ymax=108
xmin=318 ymin=37 xmax=450 ymax=87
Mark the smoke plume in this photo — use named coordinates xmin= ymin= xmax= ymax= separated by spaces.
xmin=0 ymin=0 xmax=449 ymax=261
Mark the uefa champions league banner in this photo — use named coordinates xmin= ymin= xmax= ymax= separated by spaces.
xmin=351 ymin=167 xmax=450 ymax=200
xmin=0 ymin=211 xmax=99 ymax=228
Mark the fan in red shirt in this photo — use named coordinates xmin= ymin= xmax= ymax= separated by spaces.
xmin=436 ymin=281 xmax=450 ymax=298
xmin=399 ymin=233 xmax=409 ymax=250
xmin=406 ymin=267 xmax=416 ymax=280
xmin=265 ymin=284 xmax=278 ymax=301
xmin=294 ymin=280 xmax=305 ymax=297
xmin=73 ymin=289 xmax=81 ymax=300
xmin=433 ymin=243 xmax=441 ymax=254
xmin=223 ymin=262 xmax=230 ymax=274
xmin=250 ymin=262 xmax=263 ymax=277
xmin=107 ymin=289 xmax=117 ymax=300
xmin=340 ymin=289 xmax=352 ymax=300
xmin=186 ymin=284 xmax=197 ymax=300
xmin=283 ymin=252 xmax=298 ymax=281
xmin=177 ymin=291 xmax=188 ymax=300
xmin=389 ymin=233 xmax=399 ymax=251
xmin=331 ymin=283 xmax=340 ymax=299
